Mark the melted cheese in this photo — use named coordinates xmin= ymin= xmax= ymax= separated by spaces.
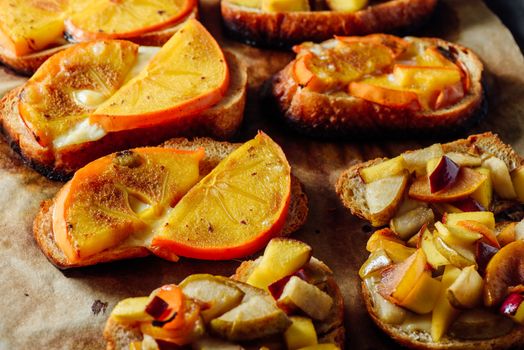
xmin=52 ymin=118 xmax=106 ymax=149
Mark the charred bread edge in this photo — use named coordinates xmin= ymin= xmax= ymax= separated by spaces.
xmin=103 ymin=256 xmax=345 ymax=350
xmin=0 ymin=8 xmax=198 ymax=76
xmin=267 ymin=37 xmax=486 ymax=139
xmin=335 ymin=132 xmax=524 ymax=225
xmin=361 ymin=281 xmax=524 ymax=350
xmin=33 ymin=137 xmax=308 ymax=269
xmin=0 ymin=51 xmax=247 ymax=181
xmin=220 ymin=0 xmax=437 ymax=48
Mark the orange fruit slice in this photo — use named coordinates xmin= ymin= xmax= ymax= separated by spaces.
xmin=65 ymin=0 xmax=196 ymax=41
xmin=151 ymin=132 xmax=291 ymax=260
xmin=0 ymin=0 xmax=67 ymax=56
xmin=90 ymin=19 xmax=229 ymax=132
xmin=52 ymin=147 xmax=204 ymax=262
xmin=18 ymin=40 xmax=139 ymax=147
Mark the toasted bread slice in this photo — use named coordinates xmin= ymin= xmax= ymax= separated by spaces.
xmin=103 ymin=256 xmax=343 ymax=349
xmin=361 ymin=281 xmax=524 ymax=350
xmin=33 ymin=137 xmax=308 ymax=269
xmin=0 ymin=8 xmax=198 ymax=75
xmin=336 ymin=133 xmax=524 ymax=226
xmin=0 ymin=51 xmax=247 ymax=181
xmin=269 ymin=37 xmax=485 ymax=138
xmin=221 ymin=0 xmax=437 ymax=47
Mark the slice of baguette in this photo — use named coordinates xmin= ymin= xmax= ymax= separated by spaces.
xmin=33 ymin=137 xmax=309 ymax=269
xmin=361 ymin=281 xmax=524 ymax=350
xmin=0 ymin=8 xmax=198 ymax=75
xmin=104 ymin=256 xmax=344 ymax=349
xmin=0 ymin=51 xmax=247 ymax=181
xmin=336 ymin=133 xmax=524 ymax=226
xmin=269 ymin=37 xmax=485 ymax=138
xmin=221 ymin=0 xmax=437 ymax=47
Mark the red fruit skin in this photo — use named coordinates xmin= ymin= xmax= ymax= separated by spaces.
xmin=500 ymin=293 xmax=524 ymax=316
xmin=476 ymin=241 xmax=499 ymax=274
xmin=452 ymin=197 xmax=486 ymax=212
xmin=429 ymin=156 xmax=460 ymax=193
xmin=268 ymin=269 xmax=309 ymax=300
xmin=146 ymin=296 xmax=170 ymax=320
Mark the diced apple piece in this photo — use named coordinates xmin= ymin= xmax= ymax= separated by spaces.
xmin=512 ymin=165 xmax=524 ymax=203
xmin=364 ymin=277 xmax=407 ymax=324
xmin=399 ymin=271 xmax=441 ymax=314
xmin=471 ymin=168 xmax=492 ymax=209
xmin=426 ymin=157 xmax=441 ymax=176
xmin=455 ymin=220 xmax=500 ymax=248
xmin=445 ymin=211 xmax=495 ymax=230
xmin=110 ymin=297 xmax=153 ymax=323
xmin=484 ymin=240 xmax=524 ymax=306
xmin=365 ymin=229 xmax=415 ymax=263
xmin=365 ymin=174 xmax=408 ymax=226
xmin=433 ymin=233 xmax=476 ymax=269
xmin=359 ymin=156 xmax=406 ymax=184
xmin=435 ymin=222 xmax=481 ymax=247
xmin=326 ymin=0 xmax=367 ymax=12
xmin=482 ymin=157 xmax=517 ymax=199
xmin=379 ymin=249 xmax=427 ymax=303
xmin=448 ymin=309 xmax=514 ymax=340
xmin=431 ymin=265 xmax=461 ymax=341
xmin=278 ymin=276 xmax=333 ymax=320
xmin=210 ymin=295 xmax=291 ymax=341
xmin=390 ymin=207 xmax=435 ymax=240
xmin=247 ymin=238 xmax=312 ymax=290
xmin=409 ymin=168 xmax=486 ymax=202
xmin=179 ymin=274 xmax=244 ymax=322
xmin=446 ymin=266 xmax=483 ymax=309
xmin=402 ymin=143 xmax=444 ymax=175
xmin=497 ymin=222 xmax=517 ymax=247
xmin=359 ymin=249 xmax=393 ymax=279
xmin=445 ymin=152 xmax=482 ymax=168
xmin=420 ymin=228 xmax=449 ymax=269
xmin=366 ymin=228 xmax=403 ymax=252
xmin=395 ymin=199 xmax=428 ymax=216
xmin=284 ymin=316 xmax=318 ymax=350
xmin=261 ymin=0 xmax=310 ymax=12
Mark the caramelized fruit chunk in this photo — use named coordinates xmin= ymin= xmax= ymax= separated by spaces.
xmin=326 ymin=0 xmax=367 ymax=12
xmin=390 ymin=207 xmax=434 ymax=240
xmin=428 ymin=156 xmax=460 ymax=193
xmin=500 ymin=293 xmax=524 ymax=324
xmin=511 ymin=165 xmax=524 ymax=202
xmin=482 ymin=157 xmax=517 ymax=199
xmin=445 ymin=211 xmax=495 ymax=230
xmin=431 ymin=265 xmax=461 ymax=341
xmin=359 ymin=156 xmax=406 ymax=184
xmin=284 ymin=316 xmax=318 ymax=350
xmin=402 ymin=143 xmax=444 ymax=175
xmin=277 ymin=276 xmax=333 ymax=320
xmin=151 ymin=133 xmax=291 ymax=260
xmin=262 ymin=0 xmax=310 ymax=12
xmin=399 ymin=271 xmax=441 ymax=314
xmin=420 ymin=228 xmax=449 ymax=269
xmin=446 ymin=266 xmax=484 ymax=309
xmin=409 ymin=168 xmax=486 ymax=203
xmin=365 ymin=173 xmax=408 ymax=226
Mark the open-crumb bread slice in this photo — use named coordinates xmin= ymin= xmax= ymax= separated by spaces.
xmin=0 ymin=51 xmax=247 ymax=181
xmin=104 ymin=252 xmax=343 ymax=349
xmin=33 ymin=137 xmax=308 ymax=269
xmin=269 ymin=36 xmax=485 ymax=138
xmin=221 ymin=0 xmax=437 ymax=47
xmin=336 ymin=133 xmax=524 ymax=227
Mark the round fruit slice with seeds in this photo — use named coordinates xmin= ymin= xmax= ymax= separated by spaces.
xmin=52 ymin=147 xmax=204 ymax=263
xmin=65 ymin=0 xmax=196 ymax=41
xmin=151 ymin=132 xmax=291 ymax=260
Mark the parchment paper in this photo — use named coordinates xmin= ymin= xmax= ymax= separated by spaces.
xmin=1 ymin=0 xmax=523 ymax=348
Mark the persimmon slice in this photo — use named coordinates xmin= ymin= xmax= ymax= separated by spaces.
xmin=52 ymin=147 xmax=204 ymax=262
xmin=151 ymin=132 xmax=291 ymax=260
xmin=18 ymin=40 xmax=139 ymax=147
xmin=349 ymin=80 xmax=420 ymax=110
xmin=65 ymin=0 xmax=196 ymax=41
xmin=90 ymin=19 xmax=229 ymax=132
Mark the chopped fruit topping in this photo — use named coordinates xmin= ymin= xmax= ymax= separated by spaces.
xmin=476 ymin=241 xmax=499 ymax=274
xmin=390 ymin=207 xmax=434 ymax=240
xmin=485 ymin=240 xmax=524 ymax=307
xmin=446 ymin=266 xmax=484 ymax=309
xmin=359 ymin=156 xmax=406 ymax=184
xmin=431 ymin=265 xmax=461 ymax=341
xmin=471 ymin=168 xmax=493 ymax=209
xmin=277 ymin=276 xmax=333 ymax=320
xmin=18 ymin=41 xmax=139 ymax=147
xmin=52 ymin=148 xmax=203 ymax=262
xmin=365 ymin=173 xmax=408 ymax=227
xmin=91 ymin=19 xmax=229 ymax=132
xmin=428 ymin=156 xmax=460 ymax=193
xmin=111 ymin=297 xmax=153 ymax=323
xmin=497 ymin=222 xmax=517 ymax=247
xmin=326 ymin=0 xmax=368 ymax=12
xmin=512 ymin=165 xmax=524 ymax=202
xmin=268 ymin=269 xmax=308 ymax=300
xmin=247 ymin=238 xmax=312 ymax=290
xmin=399 ymin=271 xmax=441 ymax=314
xmin=402 ymin=143 xmax=444 ymax=175
xmin=228 ymin=0 xmax=261 ymax=7
xmin=284 ymin=316 xmax=318 ymax=350
xmin=359 ymin=249 xmax=393 ymax=279
xmin=451 ymin=197 xmax=485 ymax=212
xmin=65 ymin=0 xmax=196 ymax=41
xmin=366 ymin=228 xmax=404 ymax=252
xmin=409 ymin=168 xmax=486 ymax=203
xmin=482 ymin=157 xmax=517 ymax=199
xmin=445 ymin=211 xmax=495 ymax=230
xmin=336 ymin=34 xmax=409 ymax=58
xmin=0 ymin=0 xmax=67 ymax=56
xmin=349 ymin=80 xmax=420 ymax=110
xmin=455 ymin=220 xmax=500 ymax=248
xmin=420 ymin=228 xmax=449 ymax=269
xmin=151 ymin=133 xmax=291 ymax=260
xmin=500 ymin=293 xmax=524 ymax=324
xmin=261 ymin=0 xmax=310 ymax=12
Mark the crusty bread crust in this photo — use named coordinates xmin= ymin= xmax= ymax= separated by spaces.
xmin=103 ymin=256 xmax=344 ymax=350
xmin=221 ymin=0 xmax=437 ymax=47
xmin=0 ymin=51 xmax=247 ymax=181
xmin=33 ymin=137 xmax=308 ymax=269
xmin=0 ymin=8 xmax=198 ymax=76
xmin=269 ymin=37 xmax=485 ymax=138
xmin=361 ymin=282 xmax=524 ymax=350
xmin=336 ymin=133 xmax=524 ymax=226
